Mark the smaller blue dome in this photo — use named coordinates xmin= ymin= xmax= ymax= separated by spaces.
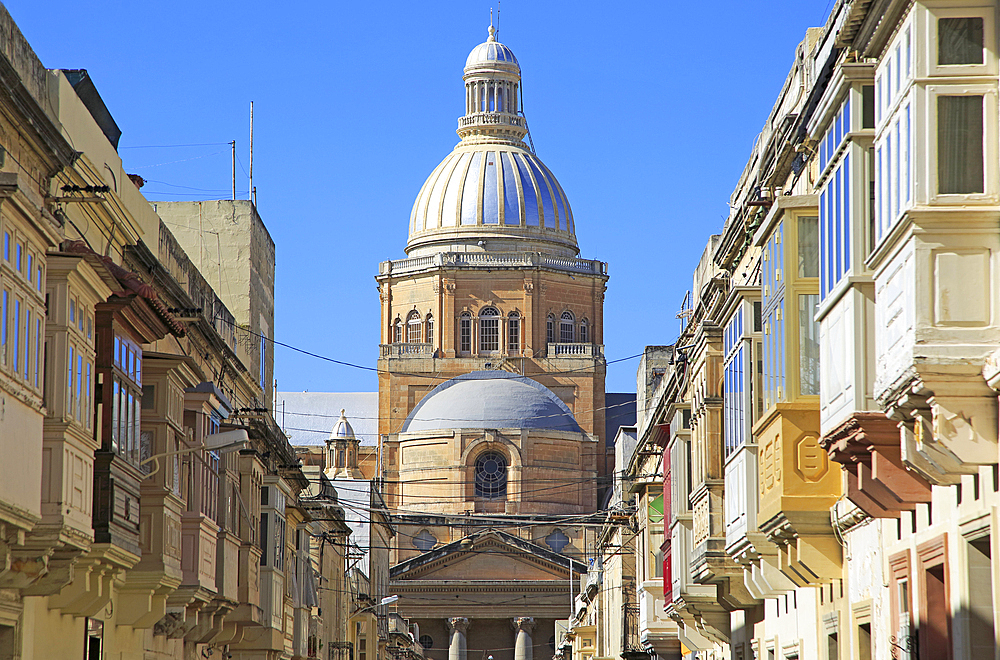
xmin=466 ymin=28 xmax=518 ymax=69
xmin=401 ymin=371 xmax=581 ymax=433
xmin=329 ymin=409 xmax=356 ymax=441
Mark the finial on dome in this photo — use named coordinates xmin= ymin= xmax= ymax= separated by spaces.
xmin=488 ymin=9 xmax=496 ymax=42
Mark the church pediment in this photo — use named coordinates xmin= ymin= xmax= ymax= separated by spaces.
xmin=391 ymin=530 xmax=585 ymax=582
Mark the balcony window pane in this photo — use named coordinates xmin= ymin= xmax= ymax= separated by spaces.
xmin=799 ymin=294 xmax=820 ymax=396
xmin=938 ymin=95 xmax=984 ymax=194
xmin=939 ymin=17 xmax=983 ymax=65
xmin=797 ymin=216 xmax=819 ymax=278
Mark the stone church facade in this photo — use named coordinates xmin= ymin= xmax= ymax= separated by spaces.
xmin=369 ymin=24 xmax=612 ymax=660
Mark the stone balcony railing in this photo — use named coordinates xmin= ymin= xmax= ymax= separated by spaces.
xmin=380 ymin=252 xmax=607 ymax=277
xmin=380 ymin=343 xmax=435 ymax=358
xmin=458 ymin=112 xmax=526 ymax=129
xmin=547 ymin=343 xmax=603 ymax=359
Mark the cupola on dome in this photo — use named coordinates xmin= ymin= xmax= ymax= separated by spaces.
xmin=405 ymin=26 xmax=578 ymax=257
xmin=465 ymin=26 xmax=519 ymax=68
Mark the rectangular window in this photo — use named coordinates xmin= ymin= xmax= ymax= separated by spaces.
xmin=15 ymin=243 xmax=21 ymax=273
xmin=406 ymin=318 xmax=421 ymax=343
xmin=11 ymin=298 xmax=18 ymax=373
xmin=797 ymin=216 xmax=819 ymax=278
xmin=862 ymin=85 xmax=875 ymax=129
xmin=77 ymin=354 xmax=84 ymax=420
xmin=35 ymin=318 xmax=41 ymax=388
xmin=426 ymin=317 xmax=434 ymax=345
xmin=938 ymin=95 xmax=984 ymax=194
xmin=508 ymin=316 xmax=519 ymax=352
xmin=723 ymin=308 xmax=747 ymax=458
xmin=85 ymin=362 xmax=91 ymax=425
xmin=2 ymin=231 xmax=8 ymax=261
xmin=480 ymin=315 xmax=499 ymax=352
xmin=1 ymin=289 xmax=7 ymax=366
xmin=23 ymin=309 xmax=30 ymax=380
xmin=460 ymin=316 xmax=471 ymax=353
xmin=940 ymin=17 xmax=984 ymax=65
xmin=260 ymin=513 xmax=268 ymax=565
xmin=799 ymin=295 xmax=820 ymax=396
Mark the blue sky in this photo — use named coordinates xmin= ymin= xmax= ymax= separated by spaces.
xmin=10 ymin=1 xmax=830 ymax=394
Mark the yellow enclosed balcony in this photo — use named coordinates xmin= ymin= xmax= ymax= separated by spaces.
xmin=753 ymin=198 xmax=843 ymax=586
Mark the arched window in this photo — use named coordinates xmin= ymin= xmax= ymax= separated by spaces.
xmin=507 ymin=312 xmax=520 ymax=352
xmin=546 ymin=315 xmax=555 ymax=344
xmin=475 ymin=452 xmax=507 ymax=499
xmin=392 ymin=318 xmax=402 ymax=344
xmin=459 ymin=312 xmax=472 ymax=353
xmin=425 ymin=314 xmax=434 ymax=345
xmin=479 ymin=307 xmax=500 ymax=352
xmin=406 ymin=311 xmax=421 ymax=343
xmin=560 ymin=311 xmax=575 ymax=343
xmin=579 ymin=318 xmax=589 ymax=343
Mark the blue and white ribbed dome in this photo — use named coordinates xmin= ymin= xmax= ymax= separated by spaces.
xmin=329 ymin=409 xmax=356 ymax=441
xmin=466 ymin=37 xmax=519 ymax=68
xmin=409 ymin=145 xmax=575 ymax=243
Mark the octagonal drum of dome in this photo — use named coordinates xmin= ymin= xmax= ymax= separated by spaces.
xmin=400 ymin=371 xmax=582 ymax=433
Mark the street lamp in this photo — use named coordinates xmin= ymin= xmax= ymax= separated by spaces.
xmin=141 ymin=429 xmax=249 ymax=480
xmin=354 ymin=595 xmax=399 ymax=615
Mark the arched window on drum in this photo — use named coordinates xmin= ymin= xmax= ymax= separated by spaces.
xmin=475 ymin=452 xmax=507 ymax=499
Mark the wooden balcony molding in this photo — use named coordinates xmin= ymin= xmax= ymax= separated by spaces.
xmin=755 ymin=402 xmax=842 ymax=585
xmin=820 ymin=412 xmax=932 ymax=518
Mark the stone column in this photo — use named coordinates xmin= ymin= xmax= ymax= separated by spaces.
xmin=448 ymin=617 xmax=470 ymax=660
xmin=512 ymin=617 xmax=535 ymax=660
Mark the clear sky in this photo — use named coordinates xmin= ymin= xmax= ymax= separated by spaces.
xmin=10 ymin=0 xmax=831 ymax=395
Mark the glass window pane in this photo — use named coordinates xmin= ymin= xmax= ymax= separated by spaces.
xmin=798 ymin=216 xmax=819 ymax=278
xmin=939 ymin=17 xmax=984 ymax=65
xmin=938 ymin=95 xmax=984 ymax=194
xmin=799 ymin=295 xmax=820 ymax=396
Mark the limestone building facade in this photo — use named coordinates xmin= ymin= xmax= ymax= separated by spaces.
xmin=0 ymin=7 xmax=350 ymax=659
xmin=567 ymin=2 xmax=1000 ymax=660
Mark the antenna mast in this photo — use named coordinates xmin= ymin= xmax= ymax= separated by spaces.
xmin=230 ymin=140 xmax=236 ymax=201
xmin=249 ymin=101 xmax=254 ymax=205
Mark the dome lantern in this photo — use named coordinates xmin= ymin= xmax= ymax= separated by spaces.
xmin=459 ymin=25 xmax=526 ymax=143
